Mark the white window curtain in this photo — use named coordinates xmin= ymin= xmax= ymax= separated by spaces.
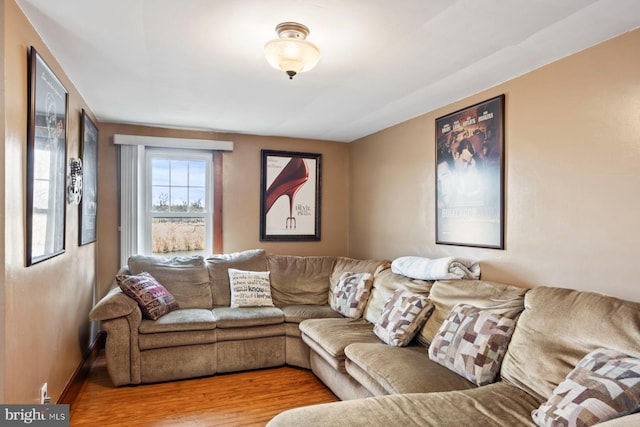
xmin=116 ymin=135 xmax=233 ymax=266
xmin=119 ymin=144 xmax=145 ymax=264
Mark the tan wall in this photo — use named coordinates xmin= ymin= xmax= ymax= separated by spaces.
xmin=349 ymin=29 xmax=640 ymax=302
xmin=2 ymin=0 xmax=97 ymax=403
xmin=0 ymin=0 xmax=6 ymax=405
xmin=96 ymin=124 xmax=349 ymax=299
xmin=5 ymin=0 xmax=637 ymax=404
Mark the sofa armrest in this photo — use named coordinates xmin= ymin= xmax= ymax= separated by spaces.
xmin=595 ymin=413 xmax=640 ymax=426
xmin=89 ymin=286 xmax=139 ymax=322
xmin=102 ymin=314 xmax=142 ymax=385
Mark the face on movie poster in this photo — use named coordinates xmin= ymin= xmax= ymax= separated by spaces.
xmin=435 ymin=95 xmax=504 ymax=249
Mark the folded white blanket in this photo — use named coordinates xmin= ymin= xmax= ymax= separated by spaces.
xmin=391 ymin=256 xmax=481 ymax=281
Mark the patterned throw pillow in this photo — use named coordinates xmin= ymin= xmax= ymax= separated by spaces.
xmin=116 ymin=272 xmax=179 ymax=320
xmin=373 ymin=289 xmax=433 ymax=347
xmin=228 ymin=269 xmax=274 ymax=308
xmin=428 ymin=304 xmax=516 ymax=386
xmin=330 ymin=272 xmax=374 ymax=319
xmin=532 ymin=348 xmax=640 ymax=427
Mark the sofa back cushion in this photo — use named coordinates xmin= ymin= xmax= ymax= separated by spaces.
xmin=329 ymin=257 xmax=390 ymax=304
xmin=128 ymin=255 xmax=211 ymax=309
xmin=267 ymin=254 xmax=336 ymax=306
xmin=418 ymin=279 xmax=527 ymax=346
xmin=501 ymin=286 xmax=640 ymax=402
xmin=363 ymin=267 xmax=433 ymax=325
xmin=206 ymin=249 xmax=268 ymax=307
xmin=330 ymin=257 xmax=390 ymax=287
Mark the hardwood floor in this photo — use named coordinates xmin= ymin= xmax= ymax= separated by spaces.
xmin=69 ymin=354 xmax=338 ymax=426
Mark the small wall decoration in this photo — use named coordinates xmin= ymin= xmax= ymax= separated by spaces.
xmin=260 ymin=150 xmax=321 ymax=241
xmin=79 ymin=110 xmax=99 ymax=245
xmin=435 ymin=94 xmax=505 ymax=249
xmin=67 ymin=158 xmax=83 ymax=204
xmin=26 ymin=46 xmax=68 ymax=265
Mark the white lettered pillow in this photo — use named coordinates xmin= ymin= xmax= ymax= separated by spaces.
xmin=227 ymin=268 xmax=274 ymax=308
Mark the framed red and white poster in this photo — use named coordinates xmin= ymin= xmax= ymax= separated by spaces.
xmin=260 ymin=150 xmax=321 ymax=241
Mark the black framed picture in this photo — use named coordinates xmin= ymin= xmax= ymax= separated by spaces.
xmin=26 ymin=46 xmax=68 ymax=265
xmin=435 ymin=94 xmax=505 ymax=249
xmin=79 ymin=110 xmax=98 ymax=245
xmin=260 ymin=150 xmax=321 ymax=241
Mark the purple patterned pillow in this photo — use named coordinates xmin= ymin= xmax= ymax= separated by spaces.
xmin=428 ymin=303 xmax=516 ymax=386
xmin=116 ymin=272 xmax=179 ymax=320
xmin=330 ymin=272 xmax=374 ymax=318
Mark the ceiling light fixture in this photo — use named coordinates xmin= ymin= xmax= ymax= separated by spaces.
xmin=264 ymin=22 xmax=320 ymax=80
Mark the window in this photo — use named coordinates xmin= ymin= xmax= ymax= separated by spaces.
xmin=144 ymin=150 xmax=212 ymax=255
xmin=116 ymin=135 xmax=231 ymax=264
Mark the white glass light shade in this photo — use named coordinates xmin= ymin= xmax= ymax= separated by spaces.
xmin=264 ymin=38 xmax=321 ymax=76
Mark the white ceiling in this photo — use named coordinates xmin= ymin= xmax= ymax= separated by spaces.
xmin=16 ymin=0 xmax=640 ymax=143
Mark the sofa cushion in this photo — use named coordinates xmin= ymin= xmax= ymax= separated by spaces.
xmin=300 ymin=318 xmax=380 ymax=371
xmin=211 ymin=306 xmax=284 ymax=328
xmin=418 ymin=279 xmax=526 ymax=346
xmin=228 ymin=268 xmax=274 ymax=308
xmin=594 ymin=413 xmax=640 ymax=426
xmin=373 ymin=289 xmax=433 ymax=347
xmin=266 ymin=381 xmax=542 ymax=427
xmin=280 ymin=305 xmax=343 ymax=324
xmin=345 ymin=343 xmax=476 ymax=395
xmin=139 ymin=329 xmax=217 ymax=350
xmin=116 ymin=272 xmax=179 ymax=320
xmin=139 ymin=309 xmax=216 ymax=333
xmin=330 ymin=272 xmax=373 ymax=319
xmin=429 ymin=304 xmax=516 ymax=386
xmin=128 ymin=255 xmax=211 ymax=309
xmin=206 ymin=249 xmax=268 ymax=307
xmin=531 ymin=348 xmax=640 ymax=427
xmin=216 ymin=324 xmax=285 ymax=342
xmin=137 ymin=309 xmax=217 ymax=350
xmin=501 ymin=287 xmax=640 ymax=403
xmin=363 ymin=267 xmax=433 ymax=326
xmin=267 ymin=255 xmax=336 ymax=306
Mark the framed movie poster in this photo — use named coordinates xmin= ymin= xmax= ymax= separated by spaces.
xmin=79 ymin=110 xmax=98 ymax=245
xmin=26 ymin=46 xmax=68 ymax=266
xmin=435 ymin=95 xmax=505 ymax=249
xmin=260 ymin=150 xmax=321 ymax=241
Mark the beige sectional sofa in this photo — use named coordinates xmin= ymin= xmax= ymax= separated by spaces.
xmin=299 ymin=269 xmax=528 ymax=401
xmin=88 ymin=249 xmax=387 ymax=385
xmin=90 ymin=249 xmax=640 ymax=426
xmin=270 ymin=281 xmax=640 ymax=426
